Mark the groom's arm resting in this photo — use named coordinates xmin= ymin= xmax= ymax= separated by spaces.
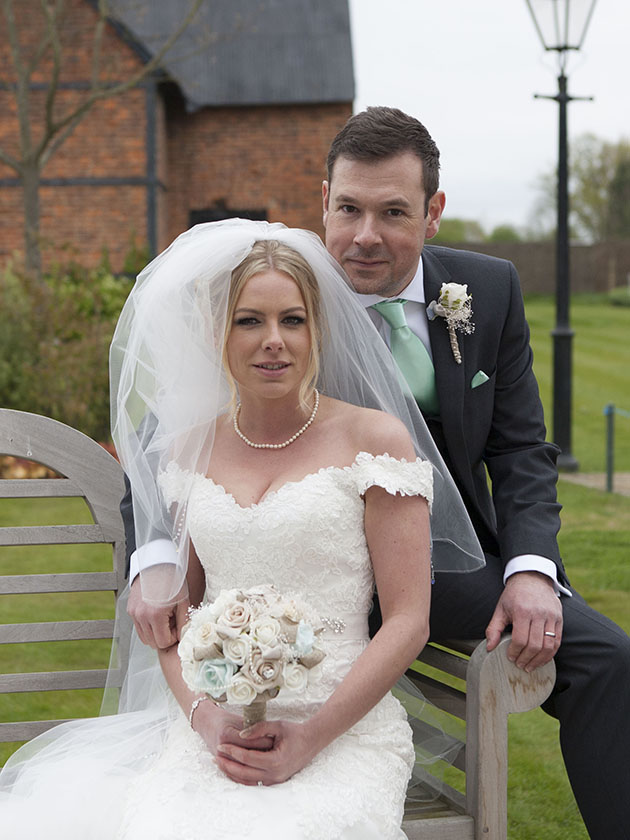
xmin=480 ymin=263 xmax=564 ymax=668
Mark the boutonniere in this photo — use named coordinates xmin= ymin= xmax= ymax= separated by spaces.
xmin=426 ymin=282 xmax=474 ymax=364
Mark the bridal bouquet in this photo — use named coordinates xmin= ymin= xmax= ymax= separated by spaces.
xmin=178 ymin=584 xmax=326 ymax=725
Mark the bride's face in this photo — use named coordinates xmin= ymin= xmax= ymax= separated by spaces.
xmin=225 ymin=269 xmax=312 ymax=400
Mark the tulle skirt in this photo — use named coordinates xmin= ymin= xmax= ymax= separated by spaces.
xmin=0 ymin=691 xmax=414 ymax=840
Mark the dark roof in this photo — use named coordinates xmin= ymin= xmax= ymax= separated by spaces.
xmin=107 ymin=0 xmax=355 ymax=111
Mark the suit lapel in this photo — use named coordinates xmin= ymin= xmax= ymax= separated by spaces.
xmin=422 ymin=248 xmax=476 ymax=496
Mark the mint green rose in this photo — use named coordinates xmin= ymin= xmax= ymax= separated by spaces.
xmin=294 ymin=620 xmax=315 ymax=656
xmin=195 ymin=658 xmax=236 ymax=698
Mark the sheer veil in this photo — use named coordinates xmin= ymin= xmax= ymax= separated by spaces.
xmin=0 ymin=220 xmax=483 ymax=818
xmin=109 ymin=219 xmax=484 ymax=606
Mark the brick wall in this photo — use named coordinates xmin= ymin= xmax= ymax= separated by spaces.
xmin=1 ymin=0 xmax=352 ymax=272
xmin=0 ymin=0 xmax=151 ymax=269
xmin=162 ymin=98 xmax=351 ymax=250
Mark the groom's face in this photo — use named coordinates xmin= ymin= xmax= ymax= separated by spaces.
xmin=322 ymin=151 xmax=445 ymax=298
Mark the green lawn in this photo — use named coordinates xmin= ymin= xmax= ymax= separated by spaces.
xmin=526 ymin=293 xmax=630 ymax=472
xmin=0 ymin=293 xmax=628 ymax=837
xmin=509 ymin=293 xmax=630 ymax=838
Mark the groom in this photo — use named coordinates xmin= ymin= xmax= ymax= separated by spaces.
xmin=124 ymin=107 xmax=629 ymax=838
xmin=320 ymin=106 xmax=630 ymax=840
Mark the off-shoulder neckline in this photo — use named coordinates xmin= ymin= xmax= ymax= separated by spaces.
xmin=163 ymin=451 xmax=427 ymax=511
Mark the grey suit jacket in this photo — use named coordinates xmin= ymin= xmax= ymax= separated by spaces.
xmin=421 ymin=245 xmax=566 ymax=584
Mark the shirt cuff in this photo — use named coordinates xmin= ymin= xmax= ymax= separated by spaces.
xmin=129 ymin=539 xmax=179 ymax=584
xmin=504 ymin=555 xmax=572 ymax=597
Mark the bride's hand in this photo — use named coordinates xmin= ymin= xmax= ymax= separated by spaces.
xmin=193 ymin=702 xmax=274 ymax=756
xmin=215 ymin=720 xmax=319 ymax=786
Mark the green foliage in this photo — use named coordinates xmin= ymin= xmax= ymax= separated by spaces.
xmin=432 ymin=217 xmax=486 ymax=243
xmin=487 ymin=224 xmax=522 ymax=243
xmin=530 ymin=133 xmax=630 ymax=243
xmin=121 ymin=234 xmax=151 ymax=278
xmin=609 ymin=284 xmax=630 ymax=306
xmin=0 ymin=260 xmax=133 ymax=441
xmin=608 ymin=159 xmax=630 ymax=239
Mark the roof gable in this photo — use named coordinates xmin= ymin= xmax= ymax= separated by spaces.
xmin=106 ymin=0 xmax=354 ymax=110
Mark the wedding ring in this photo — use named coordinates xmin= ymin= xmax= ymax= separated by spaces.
xmin=257 ymin=780 xmax=263 ymax=787
xmin=544 ymin=631 xmax=556 ymax=637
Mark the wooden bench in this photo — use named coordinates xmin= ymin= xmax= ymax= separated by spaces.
xmin=0 ymin=408 xmax=128 ymax=747
xmin=0 ymin=409 xmax=555 ymax=839
xmin=402 ymin=636 xmax=555 ymax=839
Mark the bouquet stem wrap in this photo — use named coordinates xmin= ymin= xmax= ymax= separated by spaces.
xmin=243 ymin=700 xmax=267 ymax=727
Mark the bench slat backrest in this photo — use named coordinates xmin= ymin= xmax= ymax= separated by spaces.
xmin=0 ymin=409 xmax=129 ymax=747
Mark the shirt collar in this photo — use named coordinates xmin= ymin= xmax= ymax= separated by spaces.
xmin=354 ymin=258 xmax=425 ymax=308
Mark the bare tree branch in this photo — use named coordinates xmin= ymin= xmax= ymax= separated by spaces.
xmin=41 ymin=0 xmax=64 ymax=158
xmin=39 ymin=0 xmax=204 ymax=167
xmin=3 ymin=0 xmax=34 ymax=162
xmin=3 ymin=0 xmax=207 ymax=275
xmin=0 ymin=144 xmax=22 ymax=173
xmin=91 ymin=0 xmax=108 ymax=89
xmin=25 ymin=0 xmax=65 ymax=77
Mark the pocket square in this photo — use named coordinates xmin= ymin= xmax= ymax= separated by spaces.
xmin=471 ymin=370 xmax=490 ymax=389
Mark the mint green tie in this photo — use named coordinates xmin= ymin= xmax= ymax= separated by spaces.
xmin=372 ymin=299 xmax=439 ymax=415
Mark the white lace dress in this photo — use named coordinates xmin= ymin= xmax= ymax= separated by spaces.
xmin=0 ymin=452 xmax=433 ymax=840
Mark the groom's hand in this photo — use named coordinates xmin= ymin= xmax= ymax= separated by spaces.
xmin=485 ymin=571 xmax=562 ymax=671
xmin=128 ymin=576 xmax=190 ymax=649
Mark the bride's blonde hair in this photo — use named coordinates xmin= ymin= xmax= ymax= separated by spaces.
xmin=222 ymin=239 xmax=323 ymax=412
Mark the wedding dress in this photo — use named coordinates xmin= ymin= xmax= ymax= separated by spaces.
xmin=0 ymin=451 xmax=433 ymax=840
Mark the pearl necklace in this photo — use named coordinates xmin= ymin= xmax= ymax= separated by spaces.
xmin=233 ymin=390 xmax=320 ymax=450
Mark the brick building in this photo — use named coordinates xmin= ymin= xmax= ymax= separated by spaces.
xmin=0 ymin=0 xmax=354 ymax=270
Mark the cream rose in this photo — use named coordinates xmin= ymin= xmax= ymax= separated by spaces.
xmin=223 ymin=635 xmax=251 ymax=666
xmin=206 ymin=589 xmax=239 ymax=621
xmin=250 ymin=616 xmax=281 ymax=649
xmin=282 ymin=661 xmax=308 ymax=693
xmin=226 ymin=674 xmax=258 ymax=705
xmin=216 ymin=602 xmax=252 ymax=638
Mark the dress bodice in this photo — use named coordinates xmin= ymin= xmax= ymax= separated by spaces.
xmin=159 ymin=452 xmax=433 ymax=618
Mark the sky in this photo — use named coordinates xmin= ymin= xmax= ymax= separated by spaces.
xmin=348 ymin=0 xmax=630 ymax=235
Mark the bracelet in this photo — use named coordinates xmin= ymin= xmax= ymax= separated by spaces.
xmin=188 ymin=696 xmax=209 ymax=729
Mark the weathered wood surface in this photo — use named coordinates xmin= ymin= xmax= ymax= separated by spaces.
xmin=0 ymin=409 xmax=128 ymax=749
xmin=402 ymin=637 xmax=555 ymax=839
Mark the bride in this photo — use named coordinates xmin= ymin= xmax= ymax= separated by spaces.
xmin=0 ymin=220 xmax=483 ymax=839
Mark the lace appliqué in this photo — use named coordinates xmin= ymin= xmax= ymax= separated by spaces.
xmin=351 ymin=451 xmax=433 ymax=511
xmin=145 ymin=452 xmax=431 ymax=838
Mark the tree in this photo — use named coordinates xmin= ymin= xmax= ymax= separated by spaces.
xmin=529 ymin=133 xmax=630 ymax=243
xmin=607 ymin=158 xmax=630 ymax=240
xmin=432 ymin=217 xmax=486 ymax=244
xmin=487 ymin=224 xmax=522 ymax=243
xmin=0 ymin=0 xmax=204 ymax=278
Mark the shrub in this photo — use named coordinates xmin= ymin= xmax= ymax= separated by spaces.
xmin=0 ymin=261 xmax=133 ymax=441
xmin=609 ymin=284 xmax=630 ymax=307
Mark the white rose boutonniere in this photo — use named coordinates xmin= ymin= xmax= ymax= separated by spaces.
xmin=426 ymin=282 xmax=474 ymax=364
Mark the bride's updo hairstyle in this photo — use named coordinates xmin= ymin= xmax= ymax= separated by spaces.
xmin=223 ymin=239 xmax=323 ymax=411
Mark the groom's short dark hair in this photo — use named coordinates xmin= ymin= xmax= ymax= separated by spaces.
xmin=326 ymin=106 xmax=441 ymax=206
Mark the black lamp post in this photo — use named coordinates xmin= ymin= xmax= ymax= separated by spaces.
xmin=524 ymin=0 xmax=597 ymax=471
